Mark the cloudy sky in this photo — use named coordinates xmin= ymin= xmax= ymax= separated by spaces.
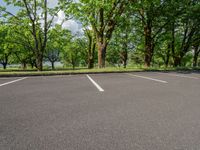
xmin=0 ymin=0 xmax=81 ymax=34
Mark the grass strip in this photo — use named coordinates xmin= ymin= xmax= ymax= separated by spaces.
xmin=0 ymin=67 xmax=199 ymax=77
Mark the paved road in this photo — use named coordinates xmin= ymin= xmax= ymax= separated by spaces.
xmin=0 ymin=72 xmax=200 ymax=150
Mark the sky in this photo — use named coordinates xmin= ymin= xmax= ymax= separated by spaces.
xmin=0 ymin=0 xmax=81 ymax=34
xmin=0 ymin=0 xmax=19 ymax=14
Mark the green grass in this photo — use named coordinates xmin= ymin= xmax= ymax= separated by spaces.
xmin=0 ymin=66 xmax=199 ymax=77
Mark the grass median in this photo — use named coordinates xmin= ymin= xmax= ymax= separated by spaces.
xmin=0 ymin=67 xmax=199 ymax=77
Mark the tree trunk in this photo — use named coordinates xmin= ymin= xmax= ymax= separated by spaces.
xmin=51 ymin=61 xmax=55 ymax=70
xmin=174 ymin=56 xmax=182 ymax=67
xmin=123 ymin=55 xmax=128 ymax=68
xmin=88 ymin=36 xmax=96 ymax=69
xmin=193 ymin=46 xmax=200 ymax=67
xmin=1 ymin=54 xmax=9 ymax=70
xmin=2 ymin=63 xmax=7 ymax=70
xmin=72 ymin=58 xmax=75 ymax=70
xmin=97 ymin=42 xmax=107 ymax=68
xmin=193 ymin=55 xmax=198 ymax=67
xmin=72 ymin=63 xmax=75 ymax=70
xmin=30 ymin=62 xmax=34 ymax=69
xmin=122 ymin=33 xmax=128 ymax=69
xmin=21 ymin=62 xmax=27 ymax=70
xmin=123 ymin=59 xmax=127 ymax=68
xmin=36 ymin=53 xmax=43 ymax=71
xmin=144 ymin=19 xmax=153 ymax=67
xmin=144 ymin=42 xmax=154 ymax=67
xmin=88 ymin=46 xmax=95 ymax=69
xmin=171 ymin=22 xmax=178 ymax=67
xmin=88 ymin=59 xmax=93 ymax=69
xmin=29 ymin=58 xmax=36 ymax=69
xmin=165 ymin=44 xmax=171 ymax=67
xmin=121 ymin=50 xmax=128 ymax=68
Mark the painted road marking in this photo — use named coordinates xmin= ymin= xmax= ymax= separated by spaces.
xmin=160 ymin=73 xmax=199 ymax=80
xmin=86 ymin=75 xmax=104 ymax=92
xmin=0 ymin=77 xmax=28 ymax=87
xmin=126 ymin=73 xmax=168 ymax=83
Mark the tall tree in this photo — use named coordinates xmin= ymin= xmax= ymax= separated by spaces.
xmin=163 ymin=0 xmax=200 ymax=67
xmin=192 ymin=30 xmax=200 ymax=67
xmin=135 ymin=0 xmax=171 ymax=67
xmin=1 ymin=0 xmax=69 ymax=71
xmin=61 ymin=0 xmax=132 ymax=68
xmin=61 ymin=38 xmax=83 ymax=70
xmin=45 ymin=25 xmax=68 ymax=70
xmin=0 ymin=24 xmax=13 ymax=69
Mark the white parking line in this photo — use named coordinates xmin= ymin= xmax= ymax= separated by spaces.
xmin=0 ymin=77 xmax=28 ymax=87
xmin=126 ymin=73 xmax=168 ymax=83
xmin=86 ymin=75 xmax=104 ymax=92
xmin=160 ymin=73 xmax=199 ymax=80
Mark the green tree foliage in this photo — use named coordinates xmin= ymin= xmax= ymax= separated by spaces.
xmin=0 ymin=0 xmax=66 ymax=71
xmin=61 ymin=38 xmax=86 ymax=70
xmin=45 ymin=25 xmax=71 ymax=70
xmin=61 ymin=0 xmax=132 ymax=68
xmin=0 ymin=0 xmax=199 ymax=70
xmin=107 ymin=13 xmax=135 ymax=68
xmin=0 ymin=24 xmax=14 ymax=69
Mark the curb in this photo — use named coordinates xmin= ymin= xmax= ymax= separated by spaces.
xmin=0 ymin=69 xmax=199 ymax=78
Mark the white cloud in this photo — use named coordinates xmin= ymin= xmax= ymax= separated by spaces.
xmin=56 ymin=10 xmax=65 ymax=24
xmin=47 ymin=0 xmax=58 ymax=8
xmin=47 ymin=0 xmax=82 ymax=33
xmin=62 ymin=20 xmax=79 ymax=33
xmin=54 ymin=10 xmax=82 ymax=34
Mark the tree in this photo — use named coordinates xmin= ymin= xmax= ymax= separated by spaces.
xmin=0 ymin=48 xmax=12 ymax=69
xmin=134 ymin=0 xmax=172 ymax=67
xmin=0 ymin=24 xmax=13 ymax=69
xmin=45 ymin=25 xmax=69 ymax=70
xmin=61 ymin=39 xmax=83 ymax=70
xmin=3 ymin=23 xmax=35 ymax=70
xmin=14 ymin=45 xmax=34 ymax=70
xmin=164 ymin=0 xmax=200 ymax=67
xmin=1 ymin=0 xmax=69 ymax=71
xmin=111 ymin=14 xmax=134 ymax=68
xmin=61 ymin=0 xmax=132 ymax=68
xmin=0 ymin=0 xmax=199 ymax=70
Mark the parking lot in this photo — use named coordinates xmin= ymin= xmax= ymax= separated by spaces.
xmin=0 ymin=72 xmax=200 ymax=150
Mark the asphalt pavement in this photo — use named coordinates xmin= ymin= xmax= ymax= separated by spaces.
xmin=0 ymin=72 xmax=200 ymax=150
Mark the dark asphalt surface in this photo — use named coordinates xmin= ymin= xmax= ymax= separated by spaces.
xmin=0 ymin=78 xmax=18 ymax=85
xmin=0 ymin=72 xmax=200 ymax=150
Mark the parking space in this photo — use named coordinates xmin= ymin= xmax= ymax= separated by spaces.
xmin=0 ymin=72 xmax=200 ymax=150
xmin=0 ymin=77 xmax=22 ymax=85
xmin=158 ymin=72 xmax=200 ymax=80
xmin=0 ymin=79 xmax=10 ymax=85
xmin=190 ymin=72 xmax=200 ymax=78
xmin=128 ymin=72 xmax=200 ymax=87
